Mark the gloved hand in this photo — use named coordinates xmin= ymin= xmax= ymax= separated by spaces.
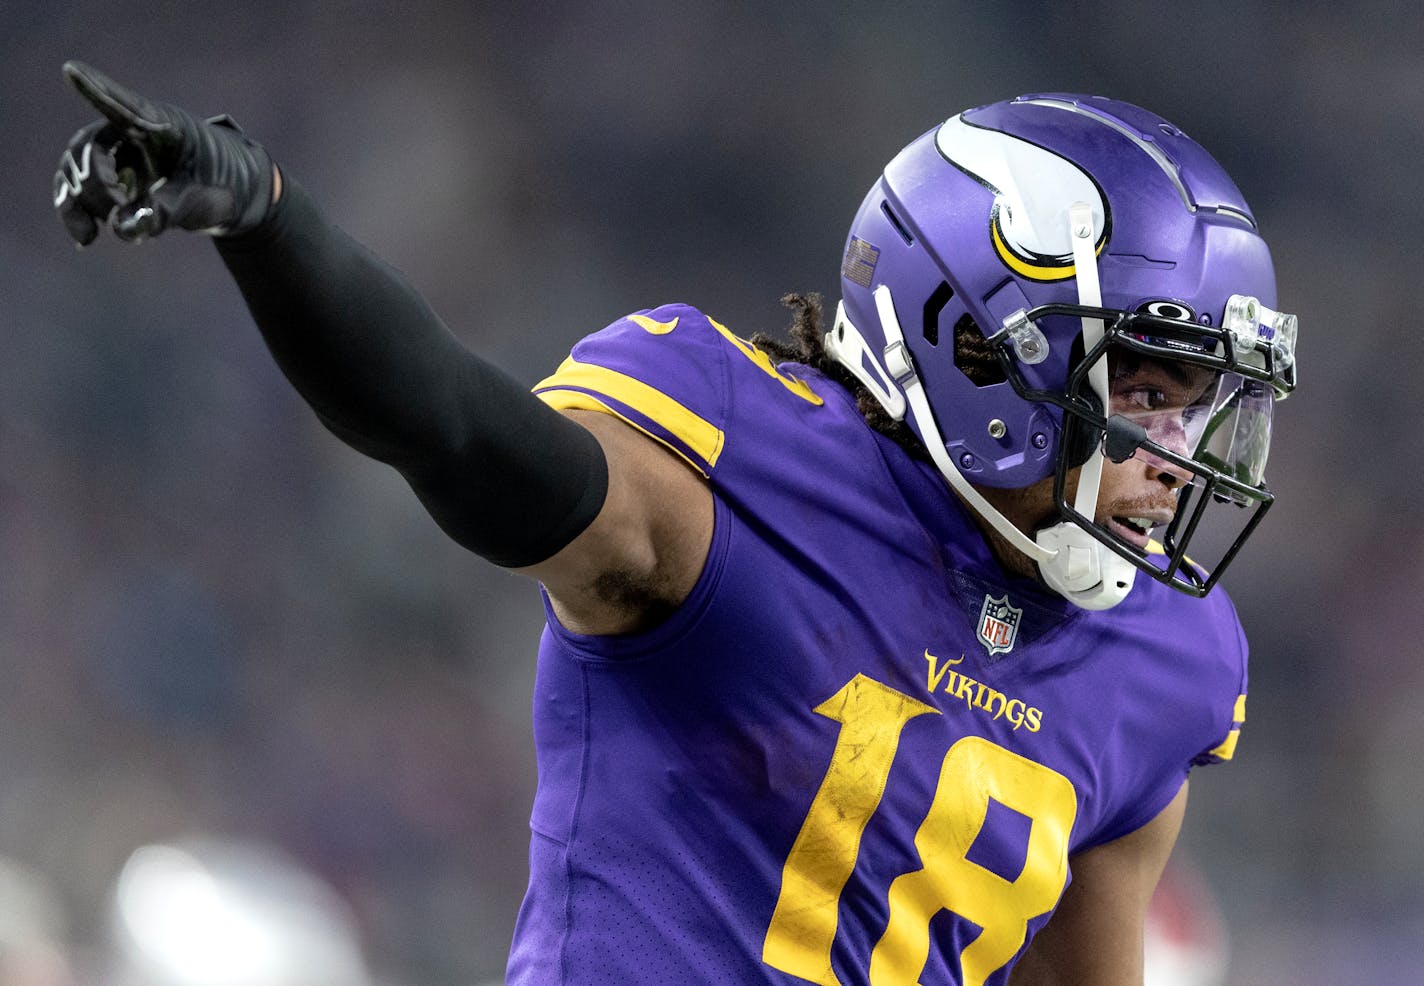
xmin=54 ymin=60 xmax=275 ymax=245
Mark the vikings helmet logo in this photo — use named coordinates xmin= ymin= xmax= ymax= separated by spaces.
xmin=935 ymin=114 xmax=1109 ymax=282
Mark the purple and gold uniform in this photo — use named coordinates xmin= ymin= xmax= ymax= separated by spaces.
xmin=508 ymin=304 xmax=1246 ymax=985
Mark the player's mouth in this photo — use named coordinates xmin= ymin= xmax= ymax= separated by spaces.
xmin=1104 ymin=511 xmax=1173 ymax=549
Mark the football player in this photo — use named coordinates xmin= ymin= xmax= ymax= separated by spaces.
xmin=56 ymin=61 xmax=1296 ymax=985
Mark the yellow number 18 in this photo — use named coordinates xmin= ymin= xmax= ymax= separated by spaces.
xmin=763 ymin=674 xmax=1077 ymax=986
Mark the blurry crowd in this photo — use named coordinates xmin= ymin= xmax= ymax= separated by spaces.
xmin=2 ymin=2 xmax=1422 ymax=983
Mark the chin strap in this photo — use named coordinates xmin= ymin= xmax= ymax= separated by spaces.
xmin=1033 ymin=202 xmax=1136 ymax=610
xmin=827 ymin=201 xmax=1137 ymax=611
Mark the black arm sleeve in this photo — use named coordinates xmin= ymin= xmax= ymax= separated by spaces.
xmin=214 ymin=179 xmax=608 ymax=568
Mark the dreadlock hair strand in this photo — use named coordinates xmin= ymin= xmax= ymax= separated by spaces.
xmin=751 ymin=293 xmax=928 ymax=463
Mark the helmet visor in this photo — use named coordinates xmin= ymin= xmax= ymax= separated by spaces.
xmin=1107 ymin=354 xmax=1275 ymax=499
xmin=1188 ymin=372 xmax=1274 ymax=498
xmin=1103 ymin=330 xmax=1276 ymax=487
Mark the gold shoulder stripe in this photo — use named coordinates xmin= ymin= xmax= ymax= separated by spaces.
xmin=1207 ymin=728 xmax=1240 ymax=762
xmin=707 ymin=317 xmax=823 ymax=406
xmin=629 ymin=313 xmax=679 ymax=335
xmin=536 ymin=389 xmax=713 ymax=477
xmin=1206 ymin=693 xmax=1247 ymax=762
xmin=1145 ymin=539 xmax=1203 ymax=573
xmin=533 ymin=357 xmax=725 ymax=470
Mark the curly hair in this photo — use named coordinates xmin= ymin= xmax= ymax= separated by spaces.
xmin=753 ymin=292 xmax=1012 ymax=466
xmin=750 ymin=293 xmax=927 ymax=461
xmin=754 ymin=294 xmax=927 ymax=466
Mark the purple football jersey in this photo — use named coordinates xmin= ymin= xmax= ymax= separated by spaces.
xmin=508 ymin=304 xmax=1246 ymax=985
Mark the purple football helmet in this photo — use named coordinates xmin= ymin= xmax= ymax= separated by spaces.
xmin=826 ymin=94 xmax=1298 ymax=609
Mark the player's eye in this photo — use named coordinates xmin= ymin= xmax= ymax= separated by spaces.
xmin=1115 ymin=385 xmax=1168 ymax=413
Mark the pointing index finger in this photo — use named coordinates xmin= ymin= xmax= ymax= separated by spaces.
xmin=62 ymin=60 xmax=171 ymax=137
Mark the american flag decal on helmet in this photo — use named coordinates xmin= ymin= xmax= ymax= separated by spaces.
xmin=841 ymin=236 xmax=879 ymax=288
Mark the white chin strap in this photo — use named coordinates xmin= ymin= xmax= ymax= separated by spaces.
xmin=826 ymin=201 xmax=1135 ymax=611
xmin=1034 ymin=203 xmax=1136 ymax=610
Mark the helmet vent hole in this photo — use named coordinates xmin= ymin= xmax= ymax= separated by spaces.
xmin=880 ymin=202 xmax=915 ymax=245
xmin=953 ymin=314 xmax=1007 ymax=387
xmin=922 ymin=281 xmax=955 ymax=348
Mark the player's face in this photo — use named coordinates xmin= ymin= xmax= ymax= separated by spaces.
xmin=1097 ymin=352 xmax=1216 ymax=549
xmin=972 ymin=354 xmax=1217 ymax=580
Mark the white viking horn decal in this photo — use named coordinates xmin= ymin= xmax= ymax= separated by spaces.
xmin=935 ymin=114 xmax=1108 ymax=282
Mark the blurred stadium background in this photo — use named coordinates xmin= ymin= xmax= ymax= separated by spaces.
xmin=1 ymin=1 xmax=1419 ymax=982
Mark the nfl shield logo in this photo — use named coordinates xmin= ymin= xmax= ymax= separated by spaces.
xmin=977 ymin=594 xmax=1022 ymax=656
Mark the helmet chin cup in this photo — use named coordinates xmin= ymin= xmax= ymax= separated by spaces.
xmin=1035 ymin=523 xmax=1137 ymax=611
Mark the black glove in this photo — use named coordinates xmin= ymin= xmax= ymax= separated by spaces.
xmin=54 ymin=60 xmax=275 ymax=245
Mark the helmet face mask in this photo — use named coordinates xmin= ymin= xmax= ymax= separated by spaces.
xmin=830 ymin=94 xmax=1298 ymax=608
xmin=1022 ymin=310 xmax=1288 ymax=596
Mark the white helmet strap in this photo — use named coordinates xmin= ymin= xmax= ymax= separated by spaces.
xmin=1033 ymin=202 xmax=1136 ymax=609
xmin=833 ymin=286 xmax=1055 ymax=566
xmin=824 ymin=302 xmax=907 ymax=421
xmin=827 ymin=200 xmax=1137 ymax=610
